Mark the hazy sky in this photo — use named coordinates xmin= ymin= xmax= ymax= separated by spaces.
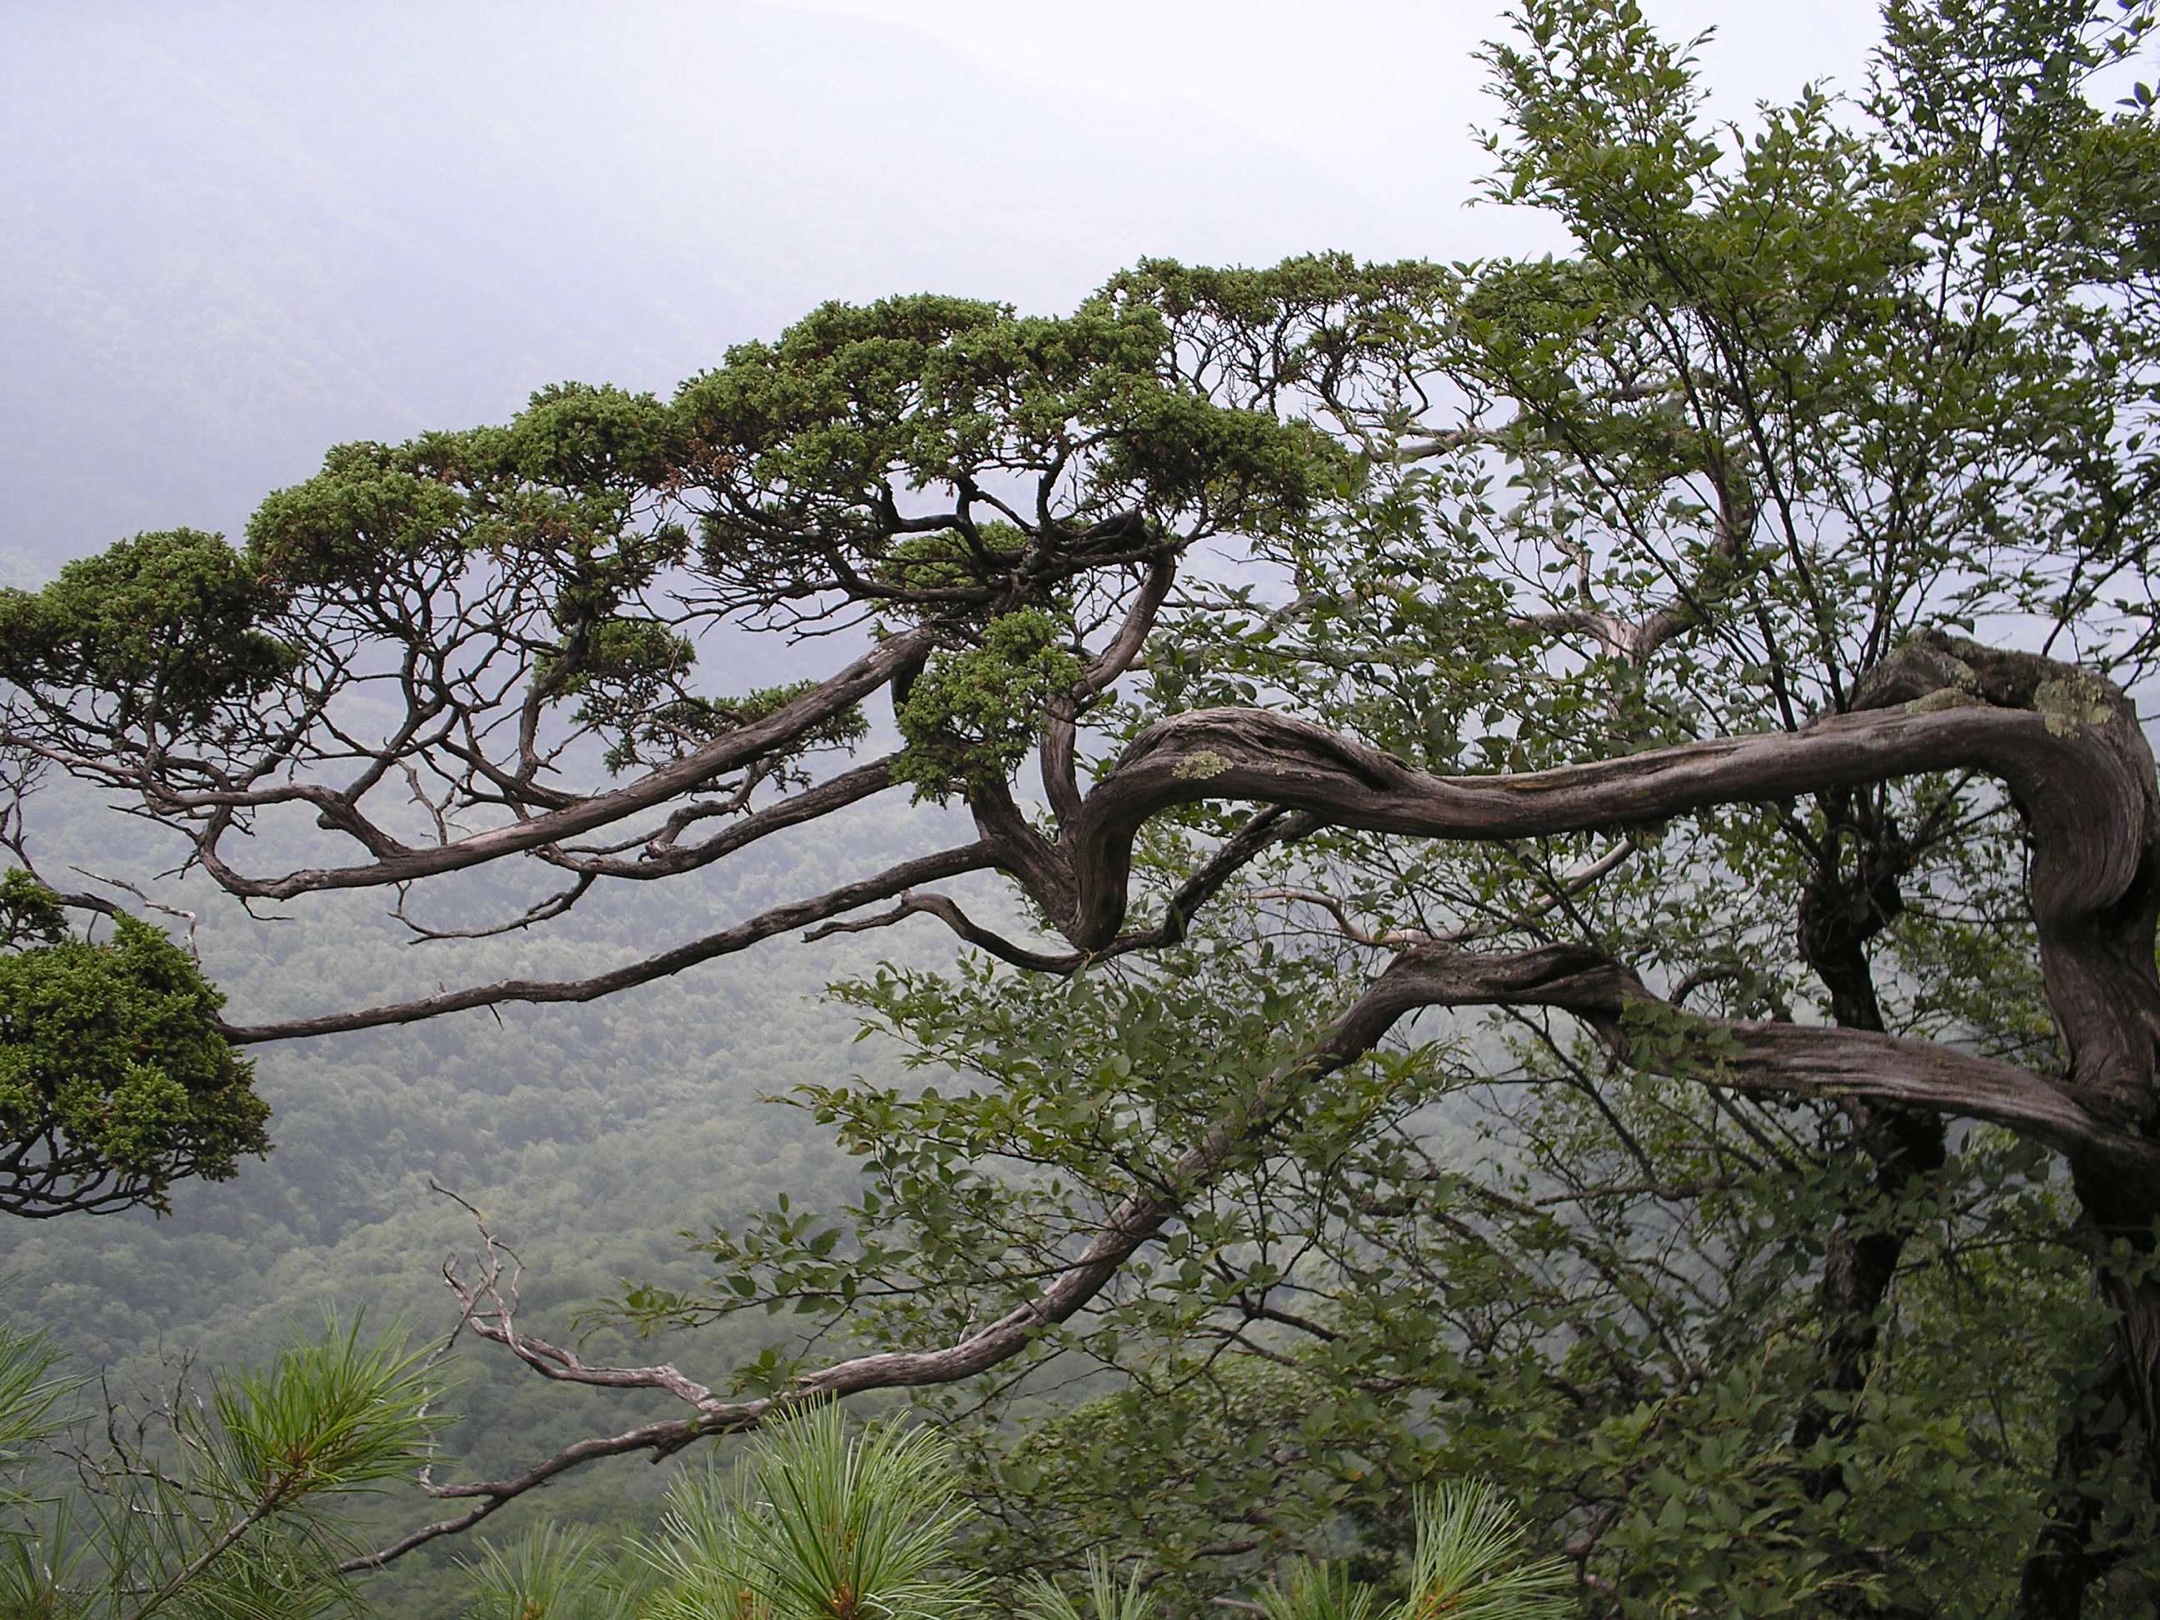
xmin=0 ymin=0 xmax=1888 ymax=573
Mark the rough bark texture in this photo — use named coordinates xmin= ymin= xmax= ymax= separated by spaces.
xmin=1038 ymin=634 xmax=2160 ymax=1488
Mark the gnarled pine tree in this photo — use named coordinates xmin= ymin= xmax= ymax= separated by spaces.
xmin=3 ymin=0 xmax=2157 ymax=1610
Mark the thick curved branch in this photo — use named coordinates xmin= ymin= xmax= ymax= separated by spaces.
xmin=1065 ymin=640 xmax=2160 ymax=1139
xmin=1071 ymin=703 xmax=2136 ymax=940
xmin=1363 ymin=944 xmax=2160 ymax=1174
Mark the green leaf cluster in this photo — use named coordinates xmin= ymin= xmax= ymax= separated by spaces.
xmin=0 ymin=874 xmax=267 ymax=1217
xmin=893 ymin=610 xmax=1083 ymax=799
xmin=0 ymin=530 xmax=292 ymax=732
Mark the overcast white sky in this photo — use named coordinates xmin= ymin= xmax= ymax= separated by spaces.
xmin=0 ymin=0 xmax=1890 ymax=570
xmin=764 ymin=0 xmax=1883 ymax=247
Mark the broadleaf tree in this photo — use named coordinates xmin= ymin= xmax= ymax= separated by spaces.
xmin=3 ymin=0 xmax=2159 ymax=1611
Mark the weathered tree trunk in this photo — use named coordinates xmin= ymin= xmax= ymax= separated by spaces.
xmin=2019 ymin=1162 xmax=2160 ymax=1616
xmin=1788 ymin=1107 xmax=1946 ymax=1468
xmin=1791 ymin=803 xmax=1944 ymax=1459
xmin=2017 ymin=1341 xmax=2145 ymax=1619
xmin=1791 ymin=808 xmax=1948 ymax=1617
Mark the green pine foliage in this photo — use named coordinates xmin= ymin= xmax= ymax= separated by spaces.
xmin=638 ymin=1404 xmax=982 ymax=1620
xmin=0 ymin=871 xmax=268 ymax=1216
xmin=0 ymin=530 xmax=293 ymax=734
xmin=0 ymin=1327 xmax=1573 ymax=1620
xmin=1018 ymin=1550 xmax=1155 ymax=1620
xmin=893 ymin=610 xmax=1084 ymax=799
xmin=0 ymin=1315 xmax=438 ymax=1618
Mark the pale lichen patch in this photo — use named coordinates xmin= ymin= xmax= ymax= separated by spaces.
xmin=1170 ymin=749 xmax=1233 ymax=781
xmin=2034 ymin=675 xmax=2116 ymax=738
xmin=1906 ymin=688 xmax=1982 ymax=714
